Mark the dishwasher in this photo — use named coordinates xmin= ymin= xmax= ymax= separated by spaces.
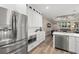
xmin=55 ymin=35 xmax=69 ymax=51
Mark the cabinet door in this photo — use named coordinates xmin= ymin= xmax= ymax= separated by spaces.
xmin=21 ymin=14 xmax=27 ymax=39
xmin=32 ymin=11 xmax=36 ymax=27
xmin=38 ymin=14 xmax=42 ymax=27
xmin=28 ymin=8 xmax=36 ymax=27
xmin=55 ymin=35 xmax=69 ymax=51
xmin=28 ymin=8 xmax=42 ymax=27
xmin=35 ymin=11 xmax=38 ymax=27
xmin=28 ymin=8 xmax=33 ymax=27
xmin=37 ymin=31 xmax=45 ymax=41
xmin=69 ymin=36 xmax=76 ymax=52
xmin=36 ymin=13 xmax=42 ymax=27
xmin=62 ymin=36 xmax=69 ymax=51
xmin=75 ymin=37 xmax=79 ymax=53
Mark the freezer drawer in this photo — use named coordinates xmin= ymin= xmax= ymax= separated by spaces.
xmin=9 ymin=45 xmax=27 ymax=54
xmin=0 ymin=39 xmax=26 ymax=54
xmin=0 ymin=47 xmax=8 ymax=54
xmin=15 ymin=46 xmax=27 ymax=54
xmin=0 ymin=39 xmax=13 ymax=47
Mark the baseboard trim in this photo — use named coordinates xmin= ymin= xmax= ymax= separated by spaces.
xmin=55 ymin=47 xmax=76 ymax=54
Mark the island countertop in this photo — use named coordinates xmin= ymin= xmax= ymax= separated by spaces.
xmin=53 ymin=32 xmax=79 ymax=37
xmin=52 ymin=32 xmax=79 ymax=53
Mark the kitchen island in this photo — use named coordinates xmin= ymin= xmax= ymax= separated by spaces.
xmin=53 ymin=32 xmax=79 ymax=53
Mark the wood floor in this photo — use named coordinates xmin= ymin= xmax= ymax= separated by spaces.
xmin=29 ymin=35 xmax=70 ymax=54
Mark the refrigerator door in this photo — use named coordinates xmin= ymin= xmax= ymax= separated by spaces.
xmin=11 ymin=12 xmax=28 ymax=54
xmin=9 ymin=12 xmax=28 ymax=54
xmin=20 ymin=14 xmax=28 ymax=53
xmin=0 ymin=7 xmax=14 ymax=44
xmin=14 ymin=12 xmax=28 ymax=41
xmin=21 ymin=14 xmax=27 ymax=39
xmin=0 ymin=7 xmax=8 ymax=27
xmin=12 ymin=11 xmax=20 ymax=41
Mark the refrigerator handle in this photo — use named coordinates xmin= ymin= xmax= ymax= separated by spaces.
xmin=12 ymin=13 xmax=17 ymax=41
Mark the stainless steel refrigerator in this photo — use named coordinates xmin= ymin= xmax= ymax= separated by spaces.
xmin=0 ymin=7 xmax=28 ymax=54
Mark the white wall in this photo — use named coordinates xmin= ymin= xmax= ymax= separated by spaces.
xmin=16 ymin=4 xmax=27 ymax=15
xmin=0 ymin=4 xmax=16 ymax=10
xmin=42 ymin=16 xmax=54 ymax=36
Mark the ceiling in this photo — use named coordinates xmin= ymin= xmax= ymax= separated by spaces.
xmin=30 ymin=4 xmax=79 ymax=21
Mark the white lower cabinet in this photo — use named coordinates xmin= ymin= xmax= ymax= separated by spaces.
xmin=37 ymin=31 xmax=45 ymax=41
xmin=28 ymin=41 xmax=37 ymax=52
xmin=69 ymin=36 xmax=79 ymax=53
xmin=69 ymin=36 xmax=76 ymax=53
xmin=28 ymin=31 xmax=45 ymax=52
xmin=75 ymin=37 xmax=79 ymax=53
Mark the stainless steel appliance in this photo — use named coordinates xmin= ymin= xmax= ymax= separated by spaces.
xmin=0 ymin=7 xmax=28 ymax=54
xmin=28 ymin=35 xmax=36 ymax=44
xmin=55 ymin=35 xmax=69 ymax=51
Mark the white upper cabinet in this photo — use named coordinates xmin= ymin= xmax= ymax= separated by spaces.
xmin=28 ymin=8 xmax=33 ymax=27
xmin=38 ymin=14 xmax=42 ymax=27
xmin=27 ymin=7 xmax=42 ymax=27
xmin=35 ymin=12 xmax=42 ymax=27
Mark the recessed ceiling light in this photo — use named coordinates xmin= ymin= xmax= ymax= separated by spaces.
xmin=46 ymin=6 xmax=49 ymax=9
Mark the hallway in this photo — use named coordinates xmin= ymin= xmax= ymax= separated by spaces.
xmin=30 ymin=35 xmax=70 ymax=54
